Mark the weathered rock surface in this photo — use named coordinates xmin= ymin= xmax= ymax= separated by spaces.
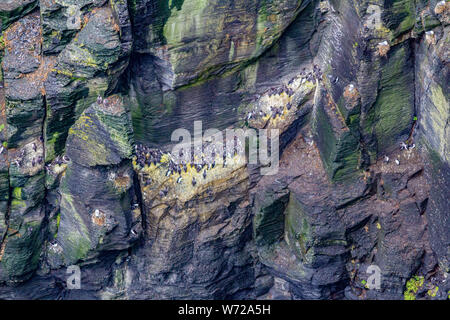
xmin=0 ymin=0 xmax=448 ymax=300
xmin=0 ymin=0 xmax=38 ymax=32
xmin=132 ymin=0 xmax=305 ymax=89
xmin=124 ymin=144 xmax=253 ymax=299
xmin=44 ymin=4 xmax=131 ymax=163
xmin=0 ymin=12 xmax=48 ymax=284
xmin=48 ymin=95 xmax=140 ymax=268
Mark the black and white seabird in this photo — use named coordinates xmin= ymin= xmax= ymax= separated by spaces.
xmin=400 ymin=142 xmax=408 ymax=150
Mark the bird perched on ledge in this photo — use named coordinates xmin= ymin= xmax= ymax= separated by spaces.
xmin=400 ymin=142 xmax=408 ymax=150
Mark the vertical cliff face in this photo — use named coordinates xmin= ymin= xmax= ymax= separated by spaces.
xmin=0 ymin=0 xmax=448 ymax=300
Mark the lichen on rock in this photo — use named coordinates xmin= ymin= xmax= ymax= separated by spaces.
xmin=0 ymin=0 xmax=448 ymax=300
xmin=53 ymin=94 xmax=140 ymax=267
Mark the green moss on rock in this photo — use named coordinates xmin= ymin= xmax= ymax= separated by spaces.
xmin=0 ymin=0 xmax=37 ymax=32
xmin=373 ymin=42 xmax=415 ymax=153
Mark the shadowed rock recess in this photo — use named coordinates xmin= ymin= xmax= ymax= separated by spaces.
xmin=0 ymin=0 xmax=448 ymax=300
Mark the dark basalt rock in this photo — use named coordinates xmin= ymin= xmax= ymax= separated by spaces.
xmin=0 ymin=11 xmax=48 ymax=284
xmin=0 ymin=0 xmax=448 ymax=300
xmin=44 ymin=4 xmax=131 ymax=163
xmin=40 ymin=0 xmax=109 ymax=54
xmin=49 ymin=94 xmax=140 ymax=267
xmin=0 ymin=0 xmax=38 ymax=32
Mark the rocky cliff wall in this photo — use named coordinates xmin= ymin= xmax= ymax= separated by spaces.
xmin=0 ymin=0 xmax=448 ymax=300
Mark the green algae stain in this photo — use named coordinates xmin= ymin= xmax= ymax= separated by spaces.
xmin=374 ymin=44 xmax=414 ymax=152
xmin=59 ymin=193 xmax=92 ymax=264
xmin=163 ymin=0 xmax=207 ymax=46
xmin=285 ymin=193 xmax=313 ymax=262
xmin=12 ymin=187 xmax=22 ymax=200
xmin=45 ymin=132 xmax=61 ymax=163
xmin=171 ymin=0 xmax=185 ymax=10
xmin=255 ymin=0 xmax=302 ymax=55
xmin=421 ymin=85 xmax=448 ymax=162
xmin=96 ymin=110 xmax=133 ymax=159
xmin=153 ymin=0 xmax=186 ymax=46
xmin=130 ymin=100 xmax=144 ymax=140
xmin=430 ymin=86 xmax=448 ymax=123
xmin=67 ymin=231 xmax=91 ymax=263
xmin=391 ymin=0 xmax=416 ymax=37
